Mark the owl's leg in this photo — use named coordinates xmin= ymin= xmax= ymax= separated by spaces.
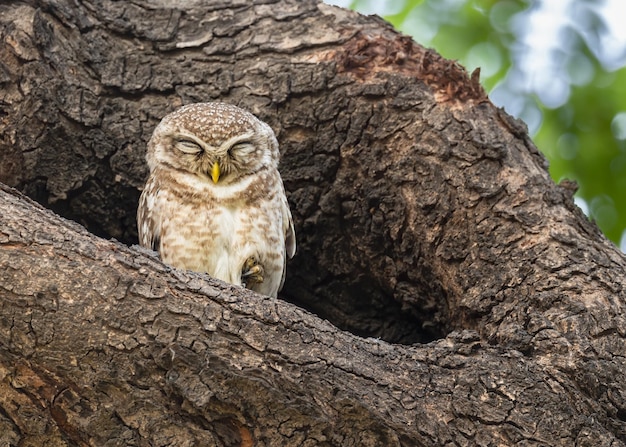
xmin=241 ymin=256 xmax=264 ymax=287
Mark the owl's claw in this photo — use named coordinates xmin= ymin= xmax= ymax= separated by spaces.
xmin=241 ymin=256 xmax=264 ymax=287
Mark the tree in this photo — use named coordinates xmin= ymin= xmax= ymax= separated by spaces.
xmin=1 ymin=0 xmax=626 ymax=445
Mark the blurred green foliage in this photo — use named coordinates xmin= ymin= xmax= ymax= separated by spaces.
xmin=344 ymin=0 xmax=626 ymax=246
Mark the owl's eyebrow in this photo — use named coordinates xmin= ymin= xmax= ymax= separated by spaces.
xmin=221 ymin=132 xmax=255 ymax=149
xmin=230 ymin=140 xmax=253 ymax=148
xmin=174 ymin=136 xmax=201 ymax=144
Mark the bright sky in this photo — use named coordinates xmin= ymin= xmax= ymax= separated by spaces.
xmin=599 ymin=0 xmax=626 ymax=69
xmin=519 ymin=0 xmax=626 ymax=107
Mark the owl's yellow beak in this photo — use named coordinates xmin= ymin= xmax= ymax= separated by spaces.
xmin=211 ymin=161 xmax=220 ymax=184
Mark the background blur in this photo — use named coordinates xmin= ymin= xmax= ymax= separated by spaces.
xmin=325 ymin=0 xmax=626 ymax=250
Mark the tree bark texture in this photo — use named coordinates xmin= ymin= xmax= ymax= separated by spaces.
xmin=2 ymin=0 xmax=626 ymax=446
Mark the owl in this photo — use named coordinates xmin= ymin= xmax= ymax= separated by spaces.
xmin=137 ymin=102 xmax=296 ymax=298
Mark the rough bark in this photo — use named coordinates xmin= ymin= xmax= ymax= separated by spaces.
xmin=2 ymin=0 xmax=626 ymax=446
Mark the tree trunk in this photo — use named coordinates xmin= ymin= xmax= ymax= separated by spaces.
xmin=1 ymin=0 xmax=626 ymax=445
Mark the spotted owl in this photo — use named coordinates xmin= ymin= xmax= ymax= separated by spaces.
xmin=137 ymin=102 xmax=296 ymax=298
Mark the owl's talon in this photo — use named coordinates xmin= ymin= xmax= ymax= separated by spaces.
xmin=241 ymin=256 xmax=264 ymax=287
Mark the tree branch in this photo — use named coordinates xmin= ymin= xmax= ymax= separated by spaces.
xmin=1 ymin=183 xmax=618 ymax=446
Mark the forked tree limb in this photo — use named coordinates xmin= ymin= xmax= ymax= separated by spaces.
xmin=0 ymin=182 xmax=618 ymax=446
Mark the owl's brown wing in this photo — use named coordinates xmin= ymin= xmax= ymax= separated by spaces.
xmin=279 ymin=193 xmax=296 ymax=292
xmin=285 ymin=210 xmax=296 ymax=259
xmin=137 ymin=177 xmax=161 ymax=252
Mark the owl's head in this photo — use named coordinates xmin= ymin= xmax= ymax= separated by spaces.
xmin=146 ymin=102 xmax=280 ymax=185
